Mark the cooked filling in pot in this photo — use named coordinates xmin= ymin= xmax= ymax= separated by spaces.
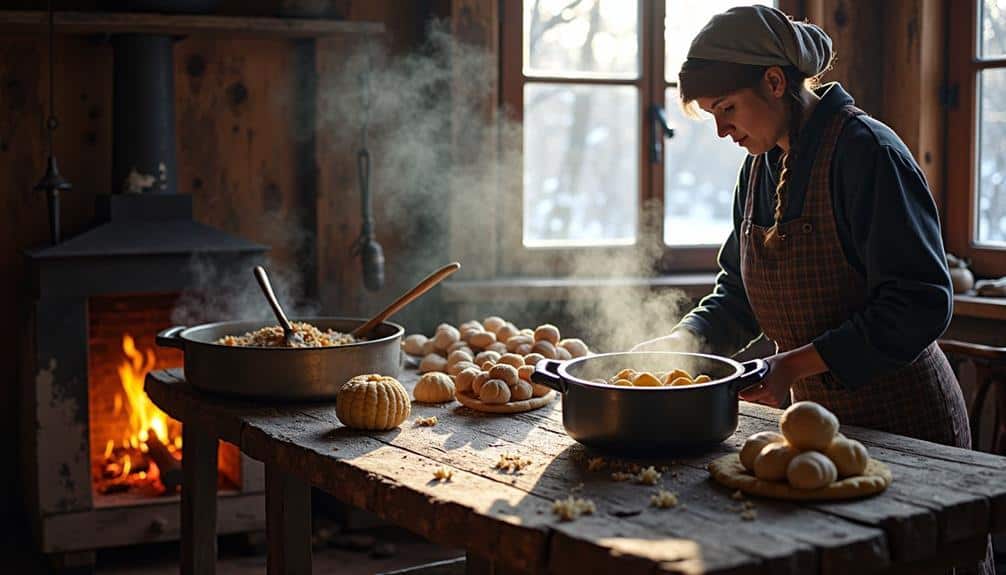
xmin=216 ymin=322 xmax=358 ymax=348
xmin=598 ymin=368 xmax=712 ymax=387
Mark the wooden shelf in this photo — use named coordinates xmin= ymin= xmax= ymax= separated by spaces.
xmin=954 ymin=294 xmax=1006 ymax=321
xmin=0 ymin=10 xmax=384 ymax=38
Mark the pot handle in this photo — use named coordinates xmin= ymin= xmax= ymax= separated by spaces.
xmin=531 ymin=359 xmax=567 ymax=393
xmin=156 ymin=326 xmax=187 ymax=350
xmin=730 ymin=358 xmax=770 ymax=394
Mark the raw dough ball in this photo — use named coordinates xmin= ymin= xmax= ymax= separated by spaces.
xmin=496 ymin=323 xmax=520 ymax=344
xmin=414 ymin=372 xmax=456 ymax=403
xmin=753 ymin=441 xmax=799 ymax=482
xmin=471 ymin=371 xmax=491 ymax=395
xmin=824 ymin=435 xmax=869 ymax=477
xmin=469 ymin=331 xmax=497 ymax=349
xmin=558 ymin=338 xmax=589 ymax=358
xmin=448 ymin=340 xmax=472 ymax=355
xmin=786 ymin=451 xmax=838 ymax=489
xmin=455 ymin=367 xmax=480 ymax=393
xmin=419 ymin=353 xmax=448 ymax=374
xmin=486 ymin=341 xmax=509 ymax=355
xmin=480 ymin=379 xmax=511 ymax=404
xmin=480 ymin=360 xmax=496 ymax=371
xmin=421 ymin=339 xmax=439 ymax=356
xmin=515 ymin=343 xmax=533 ymax=355
xmin=336 ymin=374 xmax=410 ymax=430
xmin=554 ymin=346 xmax=573 ymax=361
xmin=403 ymin=334 xmax=427 ymax=356
xmin=510 ymin=379 xmax=533 ymax=401
xmin=531 ymin=340 xmax=558 ymax=359
xmin=488 ymin=364 xmax=519 ymax=387
xmin=506 ymin=335 xmax=534 ymax=353
xmin=447 ymin=349 xmax=474 ymax=366
xmin=460 ymin=327 xmax=481 ymax=343
xmin=517 ymin=365 xmax=535 ymax=381
xmin=447 ymin=360 xmax=478 ymax=377
xmin=459 ymin=320 xmax=483 ymax=332
xmin=780 ymin=401 xmax=839 ymax=450
xmin=533 ymin=324 xmax=560 ymax=345
xmin=432 ymin=325 xmax=460 ymax=352
xmin=483 ymin=316 xmax=506 ymax=333
xmin=740 ymin=431 xmax=786 ymax=472
xmin=474 ymin=350 xmax=501 ymax=365
xmin=498 ymin=353 xmax=525 ymax=369
xmin=523 ymin=353 xmax=546 ymax=366
xmin=531 ymin=383 xmax=551 ymax=397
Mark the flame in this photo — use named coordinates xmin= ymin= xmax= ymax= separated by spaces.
xmin=117 ymin=334 xmax=171 ymax=444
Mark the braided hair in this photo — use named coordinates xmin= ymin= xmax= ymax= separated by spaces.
xmin=763 ymin=67 xmax=810 ymax=247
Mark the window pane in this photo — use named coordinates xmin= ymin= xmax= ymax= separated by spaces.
xmin=664 ymin=87 xmax=746 ymax=246
xmin=524 ymin=0 xmax=639 ymax=79
xmin=523 ymin=83 xmax=638 ymax=247
xmin=980 ymin=0 xmax=1006 ymax=59
xmin=977 ymin=69 xmax=1006 ymax=245
xmin=665 ymin=1 xmax=775 ymax=83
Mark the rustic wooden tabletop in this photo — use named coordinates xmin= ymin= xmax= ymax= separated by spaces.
xmin=145 ymin=367 xmax=1006 ymax=575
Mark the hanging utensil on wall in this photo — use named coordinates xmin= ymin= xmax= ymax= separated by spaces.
xmin=352 ymin=54 xmax=385 ymax=292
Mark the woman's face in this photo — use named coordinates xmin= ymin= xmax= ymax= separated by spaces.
xmin=695 ymin=70 xmax=788 ymax=155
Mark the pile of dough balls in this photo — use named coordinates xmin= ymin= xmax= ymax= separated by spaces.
xmin=454 ymin=350 xmax=552 ymax=404
xmin=739 ymin=401 xmax=870 ymax=490
xmin=402 ymin=316 xmax=591 ymax=376
xmin=600 ymin=367 xmax=712 ymax=388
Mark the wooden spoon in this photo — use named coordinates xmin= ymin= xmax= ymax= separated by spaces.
xmin=352 ymin=262 xmax=461 ymax=339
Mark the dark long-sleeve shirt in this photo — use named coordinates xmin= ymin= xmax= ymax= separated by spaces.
xmin=678 ymin=83 xmax=953 ymax=389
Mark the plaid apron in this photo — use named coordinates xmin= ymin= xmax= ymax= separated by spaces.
xmin=739 ymin=105 xmax=972 ymax=450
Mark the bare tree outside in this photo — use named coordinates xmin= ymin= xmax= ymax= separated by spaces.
xmin=978 ymin=0 xmax=1006 ymax=245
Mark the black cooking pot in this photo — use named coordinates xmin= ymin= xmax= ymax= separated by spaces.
xmin=531 ymin=351 xmax=769 ymax=453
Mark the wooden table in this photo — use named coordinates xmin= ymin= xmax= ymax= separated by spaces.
xmin=145 ymin=368 xmax=1006 ymax=575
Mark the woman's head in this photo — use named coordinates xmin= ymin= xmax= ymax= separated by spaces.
xmin=678 ymin=6 xmax=833 ymax=154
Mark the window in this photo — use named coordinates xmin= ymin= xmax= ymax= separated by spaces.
xmin=947 ymin=0 xmax=1006 ymax=277
xmin=500 ymin=0 xmax=774 ymax=275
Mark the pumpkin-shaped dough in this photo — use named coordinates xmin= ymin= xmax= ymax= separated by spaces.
xmin=488 ymin=364 xmax=519 ymax=387
xmin=447 ymin=360 xmax=478 ymax=377
xmin=455 ymin=367 xmax=480 ymax=393
xmin=533 ymin=324 xmax=560 ymax=344
xmin=336 ymin=374 xmax=411 ymax=430
xmin=753 ymin=441 xmax=799 ymax=482
xmin=483 ymin=316 xmax=506 ymax=334
xmin=414 ymin=372 xmax=456 ymax=403
xmin=558 ymin=338 xmax=589 ymax=358
xmin=432 ymin=325 xmax=460 ymax=352
xmin=510 ymin=379 xmax=533 ymax=401
xmin=739 ymin=431 xmax=786 ymax=472
xmin=786 ymin=451 xmax=838 ymax=489
xmin=403 ymin=334 xmax=427 ymax=356
xmin=469 ymin=331 xmax=497 ymax=349
xmin=498 ymin=353 xmax=525 ymax=369
xmin=496 ymin=323 xmax=520 ymax=344
xmin=471 ymin=371 xmax=491 ymax=395
xmin=824 ymin=435 xmax=869 ymax=477
xmin=419 ymin=353 xmax=448 ymax=374
xmin=780 ymin=401 xmax=839 ymax=450
xmin=480 ymin=379 xmax=511 ymax=404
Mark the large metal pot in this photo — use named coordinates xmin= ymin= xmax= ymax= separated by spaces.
xmin=531 ymin=351 xmax=769 ymax=453
xmin=156 ymin=317 xmax=403 ymax=400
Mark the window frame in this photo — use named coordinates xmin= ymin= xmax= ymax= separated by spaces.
xmin=499 ymin=0 xmax=722 ymax=277
xmin=946 ymin=0 xmax=1006 ymax=278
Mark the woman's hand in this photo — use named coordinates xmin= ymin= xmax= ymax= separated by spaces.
xmin=738 ymin=344 xmax=829 ymax=408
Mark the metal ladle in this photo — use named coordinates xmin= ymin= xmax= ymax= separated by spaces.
xmin=253 ymin=266 xmax=306 ymax=347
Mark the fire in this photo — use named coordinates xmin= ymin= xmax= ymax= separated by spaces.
xmin=96 ymin=334 xmax=183 ymax=495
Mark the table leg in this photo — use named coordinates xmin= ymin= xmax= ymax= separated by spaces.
xmin=181 ymin=420 xmax=218 ymax=575
xmin=266 ymin=464 xmax=312 ymax=575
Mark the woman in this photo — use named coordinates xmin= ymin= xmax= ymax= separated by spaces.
xmin=635 ymin=6 xmax=971 ymax=450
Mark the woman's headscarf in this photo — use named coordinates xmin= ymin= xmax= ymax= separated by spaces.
xmin=684 ymin=5 xmax=832 ymax=78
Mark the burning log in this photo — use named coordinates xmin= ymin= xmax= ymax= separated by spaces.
xmin=145 ymin=429 xmax=183 ymax=493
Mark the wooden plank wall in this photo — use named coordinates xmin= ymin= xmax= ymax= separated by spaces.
xmin=0 ymin=0 xmax=437 ymax=540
